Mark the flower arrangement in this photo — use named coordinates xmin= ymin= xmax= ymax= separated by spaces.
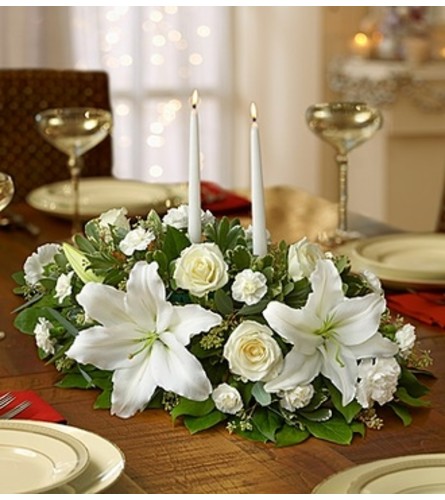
xmin=13 ymin=205 xmax=433 ymax=446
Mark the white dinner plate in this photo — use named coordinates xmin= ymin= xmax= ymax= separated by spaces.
xmin=18 ymin=420 xmax=126 ymax=494
xmin=26 ymin=177 xmax=187 ymax=219
xmin=336 ymin=233 xmax=445 ymax=289
xmin=312 ymin=453 xmax=445 ymax=494
xmin=0 ymin=420 xmax=89 ymax=494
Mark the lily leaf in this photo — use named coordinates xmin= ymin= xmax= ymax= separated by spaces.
xmin=214 ymin=289 xmax=234 ymax=316
xmin=325 ymin=379 xmax=361 ymax=423
xmin=389 ymin=403 xmax=413 ymax=426
xmin=94 ymin=388 xmax=112 ymax=409
xmin=395 ymin=387 xmax=431 ymax=407
xmin=252 ymin=406 xmax=282 ymax=442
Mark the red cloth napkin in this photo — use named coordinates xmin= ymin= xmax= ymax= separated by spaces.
xmin=387 ymin=292 xmax=445 ymax=328
xmin=201 ymin=181 xmax=251 ymax=215
xmin=0 ymin=390 xmax=66 ymax=423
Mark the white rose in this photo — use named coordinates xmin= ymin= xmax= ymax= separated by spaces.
xmin=278 ymin=384 xmax=314 ymax=411
xmin=119 ymin=227 xmax=155 ymax=256
xmin=212 ymin=383 xmax=243 ymax=415
xmin=288 ymin=237 xmax=324 ymax=281
xmin=231 ymin=269 xmax=267 ymax=305
xmin=223 ymin=320 xmax=283 ymax=382
xmin=395 ymin=323 xmax=416 ymax=359
xmin=356 ymin=357 xmax=401 ymax=408
xmin=163 ymin=204 xmax=215 ymax=231
xmin=55 ymin=271 xmax=74 ymax=303
xmin=173 ymin=243 xmax=228 ymax=297
xmin=99 ymin=207 xmax=130 ymax=231
xmin=24 ymin=243 xmax=61 ymax=285
xmin=34 ymin=317 xmax=56 ymax=355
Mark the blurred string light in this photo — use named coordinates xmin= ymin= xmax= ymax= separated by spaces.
xmin=72 ymin=6 xmax=228 ymax=184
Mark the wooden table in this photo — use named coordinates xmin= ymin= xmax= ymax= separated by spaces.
xmin=0 ymin=187 xmax=444 ymax=494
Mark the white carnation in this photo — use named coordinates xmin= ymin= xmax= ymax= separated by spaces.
xmin=288 ymin=237 xmax=325 ymax=281
xmin=119 ymin=227 xmax=155 ymax=256
xmin=24 ymin=243 xmax=61 ymax=285
xmin=278 ymin=384 xmax=314 ymax=411
xmin=231 ymin=269 xmax=267 ymax=305
xmin=356 ymin=357 xmax=401 ymax=408
xmin=395 ymin=323 xmax=416 ymax=359
xmin=212 ymin=383 xmax=243 ymax=415
xmin=99 ymin=207 xmax=130 ymax=231
xmin=55 ymin=271 xmax=74 ymax=304
xmin=362 ymin=269 xmax=383 ymax=294
xmin=163 ymin=204 xmax=215 ymax=231
xmin=34 ymin=317 xmax=56 ymax=355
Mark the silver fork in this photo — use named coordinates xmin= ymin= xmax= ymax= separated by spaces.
xmin=0 ymin=392 xmax=14 ymax=409
xmin=0 ymin=400 xmax=31 ymax=419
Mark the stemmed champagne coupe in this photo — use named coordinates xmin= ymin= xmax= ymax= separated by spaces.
xmin=35 ymin=107 xmax=112 ymax=235
xmin=0 ymin=172 xmax=14 ymax=212
xmin=306 ymin=102 xmax=382 ymax=247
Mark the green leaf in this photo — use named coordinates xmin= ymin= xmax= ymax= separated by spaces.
xmin=351 ymin=421 xmax=366 ymax=437
xmin=325 ymin=379 xmax=361 ymax=423
xmin=163 ymin=225 xmax=190 ymax=261
xmin=56 ymin=373 xmax=93 ymax=389
xmin=73 ymin=234 xmax=96 ymax=254
xmin=214 ymin=289 xmax=234 ymax=315
xmin=389 ymin=403 xmax=413 ymax=426
xmin=302 ymin=415 xmax=354 ymax=445
xmin=94 ymin=388 xmax=112 ymax=409
xmin=14 ymin=307 xmax=44 ymax=334
xmin=184 ymin=410 xmax=226 ymax=434
xmin=395 ymin=387 xmax=431 ymax=408
xmin=251 ymin=382 xmax=272 ymax=407
xmin=275 ymin=424 xmax=310 ymax=447
xmin=299 ymin=408 xmax=332 ymax=422
xmin=11 ymin=271 xmax=25 ymax=286
xmin=237 ymin=300 xmax=268 ymax=316
xmin=46 ymin=308 xmax=79 ymax=338
xmin=252 ymin=406 xmax=282 ymax=442
xmin=399 ymin=367 xmax=430 ymax=398
xmin=234 ymin=423 xmax=269 ymax=443
xmin=170 ymin=397 xmax=214 ymax=422
xmin=231 ymin=246 xmax=251 ymax=270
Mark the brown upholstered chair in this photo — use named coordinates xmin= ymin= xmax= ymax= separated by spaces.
xmin=0 ymin=69 xmax=113 ymax=201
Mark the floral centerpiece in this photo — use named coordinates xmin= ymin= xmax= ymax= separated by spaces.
xmin=13 ymin=205 xmax=433 ymax=446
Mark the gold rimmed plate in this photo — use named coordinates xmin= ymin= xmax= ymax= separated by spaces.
xmin=336 ymin=233 xmax=445 ymax=289
xmin=26 ymin=177 xmax=187 ymax=219
xmin=312 ymin=453 xmax=445 ymax=494
xmin=0 ymin=420 xmax=89 ymax=494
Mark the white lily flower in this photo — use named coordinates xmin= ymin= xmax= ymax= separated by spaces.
xmin=66 ymin=261 xmax=222 ymax=418
xmin=263 ymin=259 xmax=397 ymax=406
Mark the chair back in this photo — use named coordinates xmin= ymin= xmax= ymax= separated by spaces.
xmin=0 ymin=69 xmax=113 ymax=201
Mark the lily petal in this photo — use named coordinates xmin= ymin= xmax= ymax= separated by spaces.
xmin=349 ymin=332 xmax=398 ymax=359
xmin=320 ymin=342 xmax=358 ymax=406
xmin=264 ymin=348 xmax=322 ymax=393
xmin=306 ymin=260 xmax=345 ymax=318
xmin=332 ymin=293 xmax=386 ymax=346
xmin=111 ymin=358 xmax=158 ymax=418
xmin=263 ymin=301 xmax=322 ymax=355
xmin=167 ymin=304 xmax=222 ymax=346
xmin=77 ymin=282 xmax=130 ymax=327
xmin=153 ymin=332 xmax=212 ymax=400
xmin=126 ymin=261 xmax=169 ymax=331
xmin=66 ymin=324 xmax=141 ymax=370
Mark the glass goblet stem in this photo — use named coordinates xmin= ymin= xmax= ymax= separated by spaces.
xmin=67 ymin=154 xmax=84 ymax=236
xmin=336 ymin=153 xmax=349 ymax=233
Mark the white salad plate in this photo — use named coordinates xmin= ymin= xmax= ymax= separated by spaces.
xmin=312 ymin=453 xmax=445 ymax=494
xmin=0 ymin=420 xmax=90 ymax=494
xmin=0 ymin=420 xmax=125 ymax=494
xmin=27 ymin=177 xmax=187 ymax=219
xmin=337 ymin=233 xmax=445 ymax=289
